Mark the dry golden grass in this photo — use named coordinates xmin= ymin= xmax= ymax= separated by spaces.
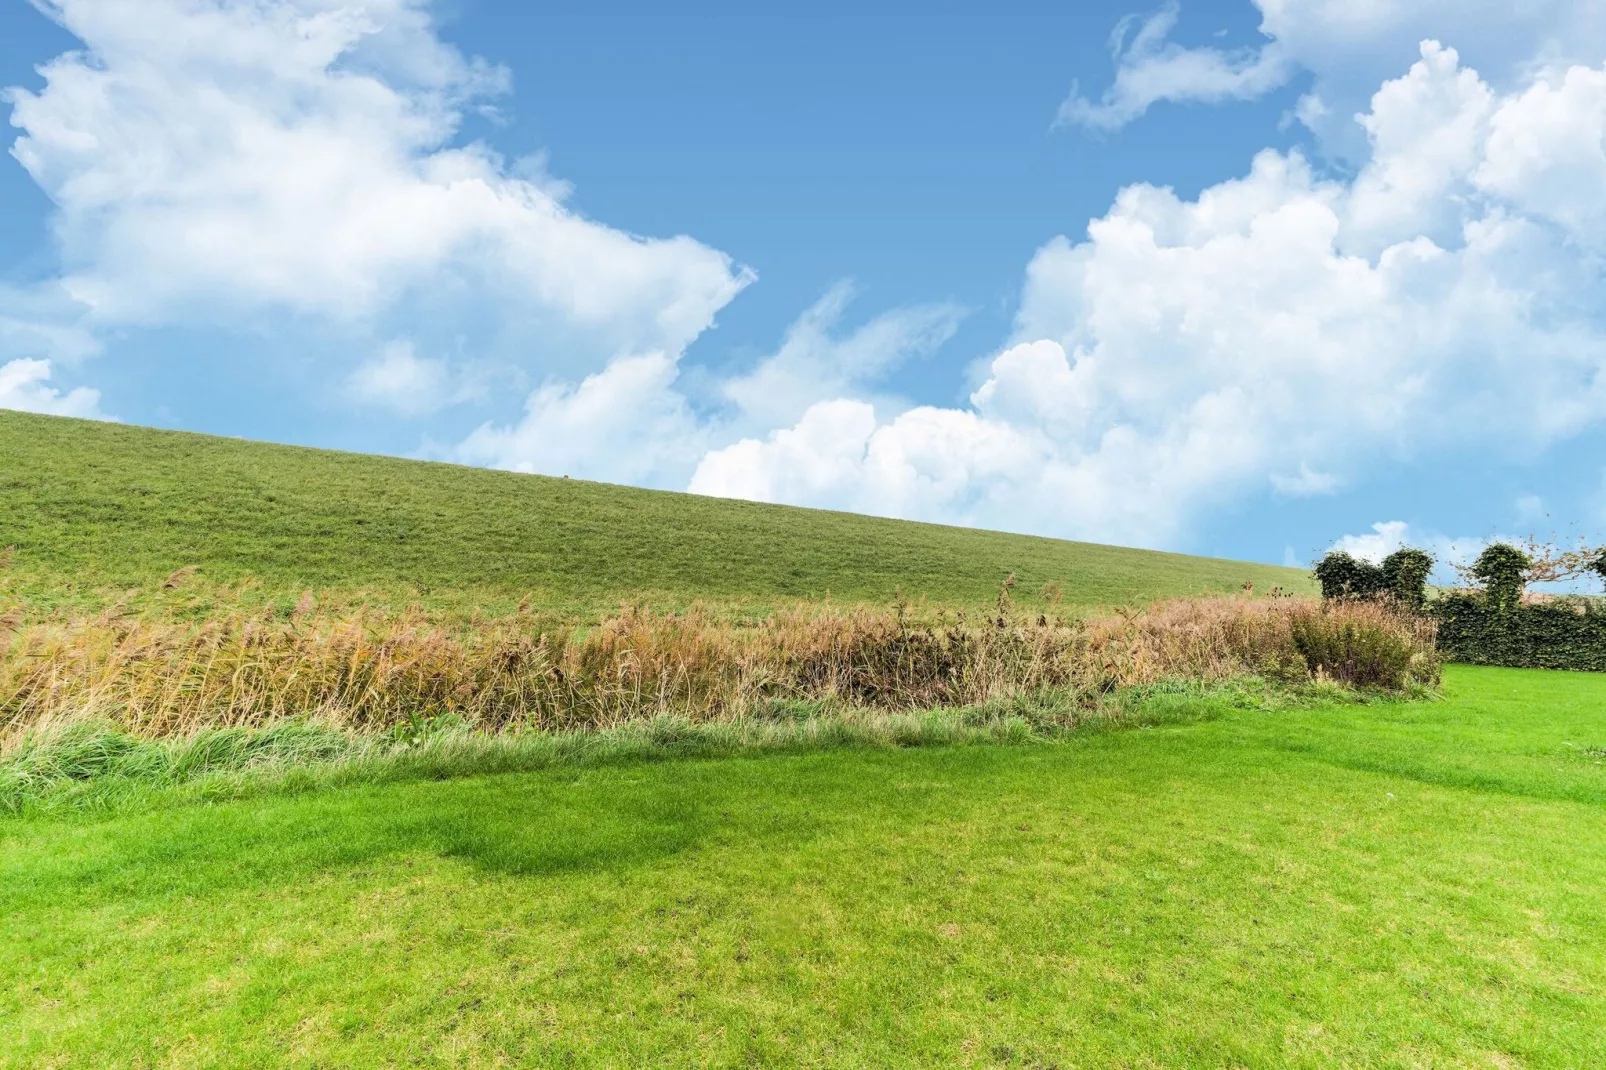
xmin=0 ymin=593 xmax=1437 ymax=744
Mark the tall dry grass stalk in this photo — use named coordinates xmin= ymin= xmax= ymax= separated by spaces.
xmin=0 ymin=595 xmax=1436 ymax=743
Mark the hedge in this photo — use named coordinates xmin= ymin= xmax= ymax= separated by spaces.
xmin=1433 ymin=594 xmax=1606 ymax=672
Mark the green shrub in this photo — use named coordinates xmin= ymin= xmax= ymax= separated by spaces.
xmin=1288 ymin=601 xmax=1437 ymax=689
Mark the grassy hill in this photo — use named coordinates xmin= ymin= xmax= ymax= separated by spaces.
xmin=0 ymin=410 xmax=1312 ymax=619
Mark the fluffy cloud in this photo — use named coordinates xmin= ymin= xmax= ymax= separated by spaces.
xmin=1057 ymin=3 xmax=1294 ymax=131
xmin=1270 ymin=464 xmax=1341 ymax=497
xmin=456 ymin=285 xmax=963 ymax=486
xmin=1060 ymin=0 xmax=1606 ymax=142
xmin=455 ymin=352 xmax=707 ymax=487
xmin=690 ymin=397 xmax=1038 ymax=524
xmin=1474 ymin=65 xmax=1606 ymax=248
xmin=347 ymin=339 xmax=460 ymax=415
xmin=9 ymin=0 xmax=750 ymax=362
xmin=717 ymin=283 xmax=963 ymax=436
xmin=0 ymin=358 xmax=109 ymax=419
xmin=693 ymin=44 xmax=1606 ymax=547
xmin=692 ymin=337 xmax=1266 ymax=546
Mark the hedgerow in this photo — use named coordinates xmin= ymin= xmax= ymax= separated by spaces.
xmin=1434 ymin=594 xmax=1606 ymax=671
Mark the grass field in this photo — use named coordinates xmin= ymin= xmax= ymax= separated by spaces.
xmin=0 ymin=410 xmax=1311 ymax=620
xmin=3 ymin=664 xmax=1603 ymax=1068
xmin=3 ymin=410 xmax=1592 ymax=1067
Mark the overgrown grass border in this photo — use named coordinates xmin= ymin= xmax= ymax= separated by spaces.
xmin=0 ymin=678 xmax=1429 ymax=820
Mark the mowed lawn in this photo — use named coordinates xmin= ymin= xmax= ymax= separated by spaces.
xmin=4 ymin=666 xmax=1605 ymax=1068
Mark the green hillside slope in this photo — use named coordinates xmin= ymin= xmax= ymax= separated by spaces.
xmin=0 ymin=411 xmax=1312 ymax=618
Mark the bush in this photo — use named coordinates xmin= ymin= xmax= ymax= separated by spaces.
xmin=1429 ymin=542 xmax=1606 ymax=671
xmin=1287 ymin=599 xmax=1438 ymax=689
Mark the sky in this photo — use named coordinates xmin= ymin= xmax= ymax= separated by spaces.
xmin=3 ymin=0 xmax=1606 ymax=577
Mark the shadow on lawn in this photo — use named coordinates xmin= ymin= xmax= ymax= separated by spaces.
xmin=0 ymin=770 xmax=739 ymax=909
xmin=4 ymin=736 xmax=1059 ymax=914
xmin=428 ymin=785 xmax=719 ymax=879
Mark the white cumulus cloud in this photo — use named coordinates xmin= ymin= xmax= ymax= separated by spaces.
xmin=717 ymin=283 xmax=963 ymax=436
xmin=8 ymin=0 xmax=750 ymax=367
xmin=691 ymin=44 xmax=1606 ymax=547
xmin=690 ymin=397 xmax=1039 ymax=525
xmin=455 ymin=351 xmax=707 ymax=488
xmin=347 ymin=340 xmax=451 ymax=415
xmin=1270 ymin=464 xmax=1341 ymax=497
xmin=1058 ymin=2 xmax=1295 ymax=131
xmin=455 ymin=283 xmax=964 ymax=486
xmin=0 ymin=358 xmax=110 ymax=419
xmin=1059 ymin=0 xmax=1606 ymax=143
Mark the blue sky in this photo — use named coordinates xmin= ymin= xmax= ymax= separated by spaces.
xmin=3 ymin=0 xmax=1606 ymax=574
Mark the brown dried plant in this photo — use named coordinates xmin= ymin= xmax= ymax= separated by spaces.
xmin=163 ymin=566 xmax=199 ymax=590
xmin=0 ymin=593 xmax=1435 ymax=743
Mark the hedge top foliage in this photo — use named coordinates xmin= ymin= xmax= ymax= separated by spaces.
xmin=1314 ymin=548 xmax=1433 ymax=608
xmin=1472 ymin=543 xmax=1531 ymax=611
xmin=1381 ymin=549 xmax=1433 ymax=610
xmin=1314 ymin=551 xmax=1382 ymax=600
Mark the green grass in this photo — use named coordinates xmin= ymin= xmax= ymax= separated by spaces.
xmin=3 ymin=665 xmax=1603 ymax=1067
xmin=0 ymin=686 xmax=1251 ymax=817
xmin=0 ymin=410 xmax=1311 ymax=620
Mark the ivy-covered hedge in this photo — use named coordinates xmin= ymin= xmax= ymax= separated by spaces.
xmin=1433 ymin=594 xmax=1606 ymax=671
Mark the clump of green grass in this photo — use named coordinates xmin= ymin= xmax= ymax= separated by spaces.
xmin=0 ymin=679 xmax=1277 ymax=816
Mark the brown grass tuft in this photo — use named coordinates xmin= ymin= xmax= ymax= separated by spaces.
xmin=163 ymin=566 xmax=199 ymax=590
